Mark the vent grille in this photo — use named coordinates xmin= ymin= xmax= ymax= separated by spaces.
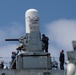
xmin=44 ymin=72 xmax=50 ymax=75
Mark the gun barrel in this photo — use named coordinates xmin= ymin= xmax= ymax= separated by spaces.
xmin=5 ymin=39 xmax=19 ymax=41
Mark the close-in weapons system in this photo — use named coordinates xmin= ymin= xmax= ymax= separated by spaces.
xmin=0 ymin=9 xmax=76 ymax=75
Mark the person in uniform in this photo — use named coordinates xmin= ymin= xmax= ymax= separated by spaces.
xmin=0 ymin=61 xmax=4 ymax=69
xmin=42 ymin=34 xmax=49 ymax=52
xmin=59 ymin=50 xmax=65 ymax=70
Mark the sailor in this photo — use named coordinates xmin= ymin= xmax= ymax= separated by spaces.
xmin=11 ymin=51 xmax=18 ymax=69
xmin=59 ymin=50 xmax=65 ymax=70
xmin=11 ymin=51 xmax=16 ymax=62
xmin=16 ymin=44 xmax=23 ymax=51
xmin=0 ymin=61 xmax=4 ymax=69
xmin=42 ymin=34 xmax=49 ymax=52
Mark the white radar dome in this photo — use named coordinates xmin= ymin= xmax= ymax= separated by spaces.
xmin=26 ymin=9 xmax=38 ymax=13
xmin=25 ymin=9 xmax=39 ymax=33
xmin=25 ymin=9 xmax=38 ymax=17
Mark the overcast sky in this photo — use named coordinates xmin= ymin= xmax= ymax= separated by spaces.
xmin=0 ymin=0 xmax=76 ymax=63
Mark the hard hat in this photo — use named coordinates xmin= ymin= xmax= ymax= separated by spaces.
xmin=18 ymin=44 xmax=23 ymax=48
xmin=12 ymin=51 xmax=16 ymax=54
xmin=42 ymin=34 xmax=45 ymax=37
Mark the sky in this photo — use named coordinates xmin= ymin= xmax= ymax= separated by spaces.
xmin=0 ymin=0 xmax=76 ymax=63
